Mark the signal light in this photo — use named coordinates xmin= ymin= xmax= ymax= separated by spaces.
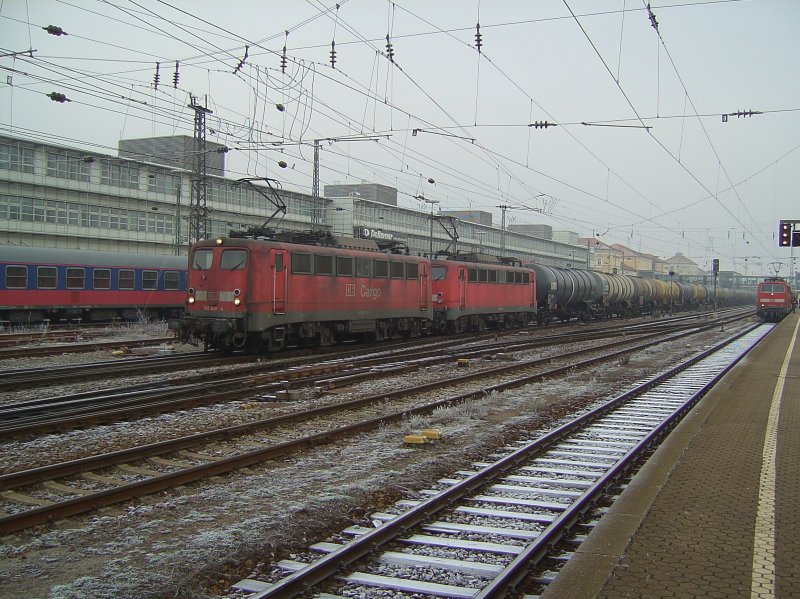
xmin=779 ymin=220 xmax=792 ymax=247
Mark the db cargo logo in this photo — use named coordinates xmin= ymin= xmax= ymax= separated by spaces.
xmin=361 ymin=285 xmax=382 ymax=299
xmin=345 ymin=283 xmax=355 ymax=297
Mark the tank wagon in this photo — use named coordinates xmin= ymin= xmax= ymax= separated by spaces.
xmin=1 ymin=245 xmax=186 ymax=324
xmin=756 ymin=277 xmax=795 ymax=322
xmin=430 ymin=253 xmax=536 ymax=333
xmin=526 ymin=263 xmax=751 ymax=323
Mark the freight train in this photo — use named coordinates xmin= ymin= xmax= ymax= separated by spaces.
xmin=756 ymin=277 xmax=796 ymax=322
xmin=174 ymin=236 xmax=538 ymax=351
xmin=527 ymin=263 xmax=753 ymax=324
xmin=0 ymin=245 xmax=187 ymax=325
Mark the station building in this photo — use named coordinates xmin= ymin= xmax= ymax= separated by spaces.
xmin=0 ymin=132 xmax=588 ymax=267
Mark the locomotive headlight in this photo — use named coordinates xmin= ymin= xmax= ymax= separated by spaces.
xmin=187 ymin=297 xmax=195 ymax=305
xmin=234 ymin=297 xmax=241 ymax=306
xmin=215 ymin=238 xmax=223 ymax=245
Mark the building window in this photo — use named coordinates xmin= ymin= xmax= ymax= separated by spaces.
xmin=0 ymin=142 xmax=35 ymax=173
xmin=102 ymin=162 xmax=140 ymax=189
xmin=147 ymin=171 xmax=180 ymax=195
xmin=597 ymin=257 xmax=603 ymax=267
xmin=46 ymin=152 xmax=90 ymax=181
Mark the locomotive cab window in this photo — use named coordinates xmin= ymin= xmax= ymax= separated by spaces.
xmin=336 ymin=256 xmax=354 ymax=277
xmin=142 ymin=271 xmax=158 ymax=290
xmin=291 ymin=253 xmax=311 ymax=274
xmin=356 ymin=257 xmax=370 ymax=278
xmin=66 ymin=267 xmax=85 ymax=289
xmin=390 ymin=261 xmax=405 ymax=279
xmin=407 ymin=262 xmax=419 ymax=279
xmin=37 ymin=266 xmax=57 ymax=289
xmin=192 ymin=250 xmax=213 ymax=270
xmin=5 ymin=265 xmax=27 ymax=289
xmin=432 ymin=266 xmax=446 ymax=281
xmin=315 ymin=254 xmax=334 ymax=276
xmin=93 ymin=269 xmax=111 ymax=290
xmin=373 ymin=259 xmax=389 ymax=278
xmin=118 ymin=269 xmax=135 ymax=290
xmin=221 ymin=250 xmax=247 ymax=270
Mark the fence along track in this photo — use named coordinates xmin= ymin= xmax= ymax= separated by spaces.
xmin=233 ymin=323 xmax=773 ymax=599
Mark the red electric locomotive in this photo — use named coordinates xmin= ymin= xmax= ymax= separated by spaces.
xmin=756 ymin=277 xmax=796 ymax=322
xmin=431 ymin=254 xmax=536 ymax=333
xmin=177 ymin=236 xmax=433 ymax=351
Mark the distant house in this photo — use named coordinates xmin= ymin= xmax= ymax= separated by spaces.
xmin=665 ymin=252 xmax=707 ymax=276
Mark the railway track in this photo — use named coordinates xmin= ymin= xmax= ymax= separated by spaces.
xmin=0 ymin=312 xmax=747 ymax=435
xmin=0 ymin=313 xmax=753 ymax=535
xmin=228 ymin=322 xmax=774 ymax=599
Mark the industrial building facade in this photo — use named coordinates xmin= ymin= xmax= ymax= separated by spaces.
xmin=0 ymin=133 xmax=588 ymax=267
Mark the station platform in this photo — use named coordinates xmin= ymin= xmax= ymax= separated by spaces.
xmin=542 ymin=313 xmax=800 ymax=599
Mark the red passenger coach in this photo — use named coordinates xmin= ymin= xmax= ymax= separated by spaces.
xmin=431 ymin=255 xmax=536 ymax=333
xmin=179 ymin=237 xmax=433 ymax=351
xmin=756 ymin=277 xmax=795 ymax=322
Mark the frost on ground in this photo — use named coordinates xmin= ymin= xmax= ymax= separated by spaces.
xmin=0 ymin=323 xmax=748 ymax=599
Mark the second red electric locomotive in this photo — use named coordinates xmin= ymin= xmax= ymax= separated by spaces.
xmin=431 ymin=254 xmax=536 ymax=333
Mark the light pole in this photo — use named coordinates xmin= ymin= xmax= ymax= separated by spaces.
xmin=174 ymin=182 xmax=182 ymax=255
xmin=669 ymin=270 xmax=675 ymax=314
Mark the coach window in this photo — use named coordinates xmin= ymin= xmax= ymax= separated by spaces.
xmin=432 ymin=266 xmax=446 ymax=280
xmin=93 ymin=269 xmax=111 ymax=290
xmin=373 ymin=259 xmax=389 ymax=278
xmin=390 ymin=261 xmax=405 ymax=279
xmin=5 ymin=266 xmax=27 ymax=288
xmin=291 ymin=253 xmax=311 ymax=274
xmin=119 ymin=269 xmax=135 ymax=290
xmin=142 ymin=271 xmax=158 ymax=290
xmin=192 ymin=249 xmax=213 ymax=270
xmin=407 ymin=262 xmax=419 ymax=279
xmin=221 ymin=250 xmax=247 ymax=270
xmin=355 ymin=257 xmax=371 ymax=278
xmin=468 ymin=268 xmax=478 ymax=283
xmin=315 ymin=254 xmax=334 ymax=276
xmin=37 ymin=266 xmax=57 ymax=289
xmin=164 ymin=271 xmax=180 ymax=290
xmin=66 ymin=267 xmax=85 ymax=289
xmin=488 ymin=269 xmax=497 ymax=284
xmin=336 ymin=256 xmax=354 ymax=277
xmin=478 ymin=269 xmax=488 ymax=283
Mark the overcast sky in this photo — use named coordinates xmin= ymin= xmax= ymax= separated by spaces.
xmin=2 ymin=0 xmax=798 ymax=276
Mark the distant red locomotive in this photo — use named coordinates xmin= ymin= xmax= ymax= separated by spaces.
xmin=756 ymin=277 xmax=796 ymax=322
xmin=431 ymin=255 xmax=536 ymax=333
xmin=177 ymin=237 xmax=433 ymax=351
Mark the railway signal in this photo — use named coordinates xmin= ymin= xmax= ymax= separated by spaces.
xmin=778 ymin=220 xmax=793 ymax=247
